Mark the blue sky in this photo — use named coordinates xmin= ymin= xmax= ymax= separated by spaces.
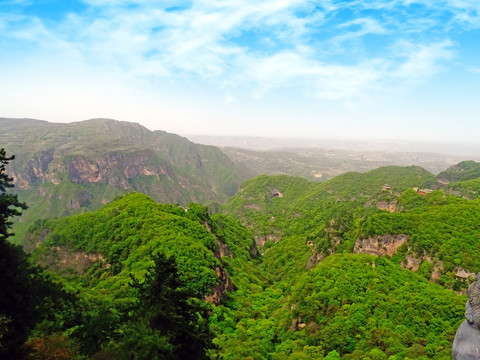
xmin=1 ymin=0 xmax=480 ymax=142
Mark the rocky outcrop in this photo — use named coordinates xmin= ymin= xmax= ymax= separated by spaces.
xmin=401 ymin=254 xmax=422 ymax=271
xmin=40 ymin=246 xmax=108 ymax=274
xmin=12 ymin=150 xmax=177 ymax=191
xmin=256 ymin=233 xmax=282 ymax=247
xmin=376 ymin=200 xmax=397 ymax=212
xmin=216 ymin=238 xmax=233 ymax=258
xmin=431 ymin=261 xmax=444 ymax=281
xmin=204 ymin=229 xmax=237 ymax=305
xmin=16 ymin=149 xmax=55 ymax=189
xmin=205 ymin=267 xmax=234 ymax=305
xmin=307 ymin=250 xmax=325 ymax=270
xmin=354 ymin=234 xmax=407 ymax=257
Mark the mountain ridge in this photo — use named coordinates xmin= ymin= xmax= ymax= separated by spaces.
xmin=0 ymin=117 xmax=252 ymax=243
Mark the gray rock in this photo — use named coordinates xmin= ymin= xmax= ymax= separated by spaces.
xmin=453 ymin=273 xmax=480 ymax=359
xmin=453 ymin=321 xmax=480 ymax=359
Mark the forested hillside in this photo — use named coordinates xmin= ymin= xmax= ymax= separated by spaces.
xmin=14 ymin=192 xmax=257 ymax=359
xmin=0 ymin=118 xmax=251 ymax=243
xmin=21 ymin=192 xmax=467 ymax=359
xmin=5 ymin=146 xmax=480 ymax=358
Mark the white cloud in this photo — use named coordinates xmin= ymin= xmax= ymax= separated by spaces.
xmin=468 ymin=66 xmax=480 ymax=74
xmin=391 ymin=40 xmax=454 ymax=79
xmin=0 ymin=0 xmax=471 ymax=103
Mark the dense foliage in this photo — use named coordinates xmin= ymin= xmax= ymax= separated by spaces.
xmin=211 ymin=254 xmax=464 ymax=359
xmin=7 ymin=159 xmax=480 ymax=359
xmin=1 ymin=118 xmax=251 ymax=243
xmin=0 ymin=149 xmax=77 ymax=359
xmin=24 ymin=192 xmax=261 ymax=358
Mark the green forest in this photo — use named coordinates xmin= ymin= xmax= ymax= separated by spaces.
xmin=2 ymin=147 xmax=479 ymax=359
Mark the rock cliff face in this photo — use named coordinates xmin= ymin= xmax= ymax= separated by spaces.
xmin=1 ymin=118 xmax=251 ymax=242
xmin=36 ymin=245 xmax=108 ymax=275
xmin=354 ymin=234 xmax=407 ymax=257
xmin=13 ymin=149 xmax=177 ymax=190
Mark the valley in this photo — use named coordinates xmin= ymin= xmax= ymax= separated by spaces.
xmin=2 ymin=118 xmax=480 ymax=359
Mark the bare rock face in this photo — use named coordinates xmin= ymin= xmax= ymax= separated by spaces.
xmin=354 ymin=234 xmax=407 ymax=257
xmin=376 ymin=200 xmax=397 ymax=212
xmin=431 ymin=261 xmax=444 ymax=281
xmin=13 ymin=150 xmax=176 ymax=191
xmin=39 ymin=246 xmax=108 ymax=274
xmin=16 ymin=149 xmax=55 ymax=189
xmin=307 ymin=250 xmax=325 ymax=270
xmin=402 ymin=254 xmax=422 ymax=272
xmin=68 ymin=157 xmax=100 ymax=183
xmin=204 ymin=267 xmax=234 ymax=305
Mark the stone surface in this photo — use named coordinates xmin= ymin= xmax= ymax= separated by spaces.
xmin=354 ymin=234 xmax=407 ymax=257
xmin=453 ymin=321 xmax=480 ymax=359
xmin=453 ymin=273 xmax=480 ymax=359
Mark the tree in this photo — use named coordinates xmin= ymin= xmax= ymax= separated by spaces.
xmin=0 ymin=148 xmax=27 ymax=240
xmin=118 ymin=253 xmax=213 ymax=360
xmin=0 ymin=149 xmax=76 ymax=358
xmin=0 ymin=149 xmax=33 ymax=357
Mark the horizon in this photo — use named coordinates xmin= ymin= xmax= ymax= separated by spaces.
xmin=1 ymin=1 xmax=479 ymax=142
xmin=4 ymin=116 xmax=480 ymax=158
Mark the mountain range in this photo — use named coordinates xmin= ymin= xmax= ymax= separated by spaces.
xmin=2 ymin=117 xmax=480 ymax=359
xmin=0 ymin=117 xmax=252 ymax=241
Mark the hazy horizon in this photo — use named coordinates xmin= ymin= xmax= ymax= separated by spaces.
xmin=1 ymin=1 xmax=479 ymax=143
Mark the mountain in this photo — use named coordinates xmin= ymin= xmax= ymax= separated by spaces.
xmin=221 ymin=164 xmax=480 ymax=290
xmin=25 ymin=192 xmax=257 ymax=358
xmin=436 ymin=161 xmax=480 ymax=184
xmin=421 ymin=160 xmax=480 ymax=200
xmin=3 ymin=123 xmax=478 ymax=358
xmin=0 ymin=117 xmax=252 ymax=242
xmin=25 ymin=191 xmax=466 ymax=359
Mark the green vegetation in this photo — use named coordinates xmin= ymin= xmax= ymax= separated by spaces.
xmin=211 ymin=254 xmax=464 ymax=359
xmin=0 ymin=118 xmax=251 ymax=244
xmin=436 ymin=161 xmax=480 ymax=183
xmin=4 ymin=143 xmax=480 ymax=359
xmin=0 ymin=149 xmax=77 ymax=359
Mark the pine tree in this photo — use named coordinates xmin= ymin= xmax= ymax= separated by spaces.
xmin=122 ymin=253 xmax=213 ymax=360
xmin=0 ymin=148 xmax=27 ymax=240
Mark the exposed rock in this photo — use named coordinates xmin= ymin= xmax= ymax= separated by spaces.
xmin=354 ymin=234 xmax=407 ymax=257
xmin=376 ymin=200 xmax=397 ymax=212
xmin=251 ymin=241 xmax=259 ymax=257
xmin=216 ymin=238 xmax=233 ymax=258
xmin=17 ymin=149 xmax=55 ymax=189
xmin=402 ymin=255 xmax=422 ymax=272
xmin=290 ymin=318 xmax=307 ymax=331
xmin=270 ymin=189 xmax=283 ymax=198
xmin=68 ymin=157 xmax=100 ymax=183
xmin=40 ymin=246 xmax=108 ymax=274
xmin=13 ymin=149 xmax=177 ymax=193
xmin=307 ymin=250 xmax=325 ymax=270
xmin=431 ymin=261 xmax=444 ymax=281
xmin=256 ymin=234 xmax=281 ymax=247
xmin=204 ymin=267 xmax=234 ymax=305
xmin=67 ymin=191 xmax=93 ymax=210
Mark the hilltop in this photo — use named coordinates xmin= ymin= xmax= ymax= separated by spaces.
xmin=0 ymin=117 xmax=252 ymax=242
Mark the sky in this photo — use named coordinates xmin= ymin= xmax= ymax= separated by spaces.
xmin=1 ymin=0 xmax=480 ymax=142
